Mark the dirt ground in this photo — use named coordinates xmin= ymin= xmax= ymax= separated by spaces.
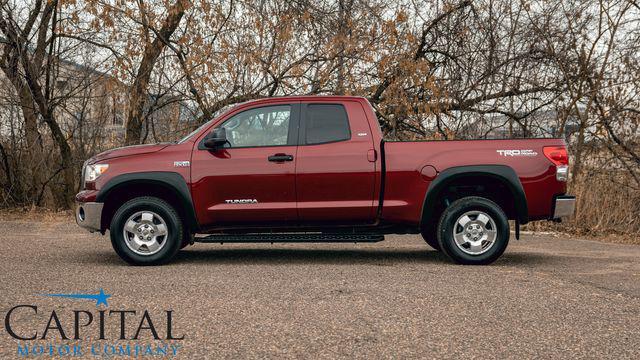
xmin=0 ymin=216 xmax=638 ymax=359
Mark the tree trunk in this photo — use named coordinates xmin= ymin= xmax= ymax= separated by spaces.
xmin=44 ymin=114 xmax=75 ymax=208
xmin=124 ymin=1 xmax=186 ymax=145
xmin=572 ymin=120 xmax=586 ymax=182
xmin=18 ymin=84 xmax=49 ymax=204
xmin=0 ymin=66 xmax=48 ymax=205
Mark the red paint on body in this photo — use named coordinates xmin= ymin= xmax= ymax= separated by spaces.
xmin=79 ymin=96 xmax=569 ymax=232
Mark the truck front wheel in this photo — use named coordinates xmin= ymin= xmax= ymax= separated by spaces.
xmin=110 ymin=197 xmax=183 ymax=265
xmin=437 ymin=196 xmax=509 ymax=265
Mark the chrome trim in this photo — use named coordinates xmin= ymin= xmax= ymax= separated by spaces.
xmin=122 ymin=211 xmax=169 ymax=256
xmin=556 ymin=165 xmax=569 ymax=182
xmin=76 ymin=202 xmax=103 ymax=232
xmin=452 ymin=210 xmax=498 ymax=255
xmin=553 ymin=196 xmax=575 ymax=218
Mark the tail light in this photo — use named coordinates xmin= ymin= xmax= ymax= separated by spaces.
xmin=543 ymin=146 xmax=569 ymax=182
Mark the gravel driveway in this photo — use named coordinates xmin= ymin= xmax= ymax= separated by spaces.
xmin=0 ymin=218 xmax=638 ymax=359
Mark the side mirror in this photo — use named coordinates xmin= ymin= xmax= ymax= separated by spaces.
xmin=203 ymin=128 xmax=228 ymax=150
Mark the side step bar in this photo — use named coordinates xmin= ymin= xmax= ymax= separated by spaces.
xmin=194 ymin=233 xmax=385 ymax=244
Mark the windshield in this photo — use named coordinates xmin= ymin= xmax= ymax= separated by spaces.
xmin=177 ymin=104 xmax=237 ymax=144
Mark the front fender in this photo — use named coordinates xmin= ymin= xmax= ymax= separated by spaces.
xmin=97 ymin=171 xmax=199 ymax=231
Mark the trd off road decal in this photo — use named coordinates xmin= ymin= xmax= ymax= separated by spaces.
xmin=496 ymin=149 xmax=538 ymax=157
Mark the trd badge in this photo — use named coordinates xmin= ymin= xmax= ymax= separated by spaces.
xmin=173 ymin=161 xmax=190 ymax=167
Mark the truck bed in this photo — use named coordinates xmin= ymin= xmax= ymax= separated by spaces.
xmin=381 ymin=138 xmax=567 ymax=224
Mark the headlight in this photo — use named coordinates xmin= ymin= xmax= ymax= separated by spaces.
xmin=84 ymin=164 xmax=109 ymax=182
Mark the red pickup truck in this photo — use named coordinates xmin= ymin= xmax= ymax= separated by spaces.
xmin=75 ymin=96 xmax=575 ymax=265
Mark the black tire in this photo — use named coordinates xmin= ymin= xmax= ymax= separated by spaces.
xmin=110 ymin=197 xmax=183 ymax=265
xmin=420 ymin=222 xmax=441 ymax=251
xmin=180 ymin=229 xmax=192 ymax=249
xmin=437 ymin=196 xmax=509 ymax=265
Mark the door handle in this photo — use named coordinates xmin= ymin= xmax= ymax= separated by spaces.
xmin=268 ymin=154 xmax=294 ymax=162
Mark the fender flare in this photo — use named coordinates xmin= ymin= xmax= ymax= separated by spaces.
xmin=421 ymin=165 xmax=528 ymax=225
xmin=97 ymin=171 xmax=199 ymax=231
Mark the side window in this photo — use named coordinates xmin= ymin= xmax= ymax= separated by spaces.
xmin=220 ymin=105 xmax=291 ymax=147
xmin=305 ymin=104 xmax=350 ymax=144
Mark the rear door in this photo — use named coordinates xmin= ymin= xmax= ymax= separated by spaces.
xmin=191 ymin=103 xmax=300 ymax=227
xmin=295 ymin=101 xmax=377 ymax=224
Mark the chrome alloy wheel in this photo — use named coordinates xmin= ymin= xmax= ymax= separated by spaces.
xmin=452 ymin=210 xmax=498 ymax=255
xmin=122 ymin=211 xmax=168 ymax=256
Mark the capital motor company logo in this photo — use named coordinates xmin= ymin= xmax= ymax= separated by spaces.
xmin=3 ymin=289 xmax=184 ymax=357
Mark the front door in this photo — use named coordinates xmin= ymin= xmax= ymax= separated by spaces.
xmin=191 ymin=103 xmax=300 ymax=227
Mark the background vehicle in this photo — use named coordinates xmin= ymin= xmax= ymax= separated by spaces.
xmin=75 ymin=96 xmax=575 ymax=265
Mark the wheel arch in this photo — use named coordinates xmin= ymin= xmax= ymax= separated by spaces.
xmin=97 ymin=172 xmax=199 ymax=233
xmin=420 ymin=165 xmax=528 ymax=228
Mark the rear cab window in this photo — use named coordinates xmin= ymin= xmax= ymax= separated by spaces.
xmin=303 ymin=104 xmax=351 ymax=145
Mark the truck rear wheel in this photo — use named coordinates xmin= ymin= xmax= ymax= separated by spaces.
xmin=110 ymin=197 xmax=183 ymax=265
xmin=437 ymin=196 xmax=509 ymax=265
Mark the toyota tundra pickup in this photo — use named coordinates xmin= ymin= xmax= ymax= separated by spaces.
xmin=75 ymin=96 xmax=575 ymax=265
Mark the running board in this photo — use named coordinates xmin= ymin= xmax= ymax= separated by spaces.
xmin=194 ymin=233 xmax=385 ymax=243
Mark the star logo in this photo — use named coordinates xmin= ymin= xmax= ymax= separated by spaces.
xmin=40 ymin=289 xmax=111 ymax=307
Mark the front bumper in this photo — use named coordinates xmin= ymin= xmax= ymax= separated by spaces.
xmin=75 ymin=202 xmax=103 ymax=232
xmin=552 ymin=195 xmax=576 ymax=219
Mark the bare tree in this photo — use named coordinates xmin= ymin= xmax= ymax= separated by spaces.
xmin=0 ymin=0 xmax=637 ymax=234
xmin=0 ymin=0 xmax=76 ymax=206
xmin=123 ymin=0 xmax=187 ymax=145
